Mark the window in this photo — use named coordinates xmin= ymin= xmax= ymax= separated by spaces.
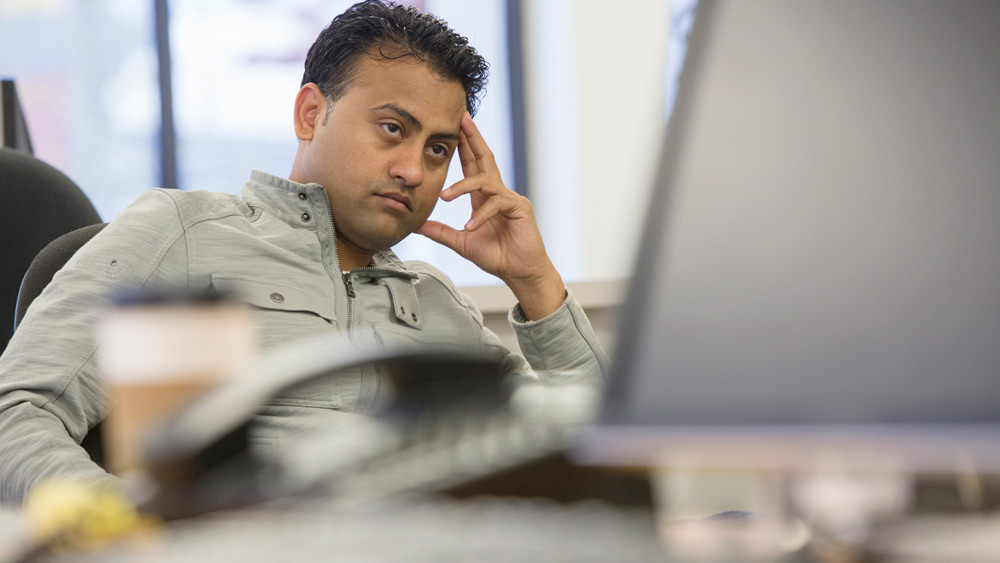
xmin=3 ymin=0 xmax=515 ymax=287
xmin=0 ymin=1 xmax=160 ymax=220
xmin=168 ymin=0 xmax=517 ymax=287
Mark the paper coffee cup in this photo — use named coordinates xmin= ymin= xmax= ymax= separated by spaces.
xmin=98 ymin=297 xmax=255 ymax=477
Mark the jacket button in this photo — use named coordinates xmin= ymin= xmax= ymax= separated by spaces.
xmin=400 ymin=306 xmax=406 ymax=315
xmin=301 ymin=212 xmax=311 ymax=222
xmin=411 ymin=313 xmax=418 ymax=322
xmin=270 ymin=293 xmax=285 ymax=303
xmin=298 ymin=192 xmax=307 ymax=200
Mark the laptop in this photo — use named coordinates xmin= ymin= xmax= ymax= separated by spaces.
xmin=577 ymin=0 xmax=1000 ymax=473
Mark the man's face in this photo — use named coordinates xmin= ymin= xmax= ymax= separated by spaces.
xmin=298 ymin=55 xmax=466 ymax=258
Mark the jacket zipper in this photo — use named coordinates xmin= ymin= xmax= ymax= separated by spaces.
xmin=319 ymin=187 xmax=384 ymax=412
xmin=341 ymin=271 xmax=355 ymax=339
xmin=343 ymin=269 xmax=385 ymax=410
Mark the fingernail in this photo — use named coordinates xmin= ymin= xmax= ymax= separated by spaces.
xmin=465 ymin=219 xmax=475 ymax=230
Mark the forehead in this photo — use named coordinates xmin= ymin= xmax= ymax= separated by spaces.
xmin=341 ymin=54 xmax=467 ymax=123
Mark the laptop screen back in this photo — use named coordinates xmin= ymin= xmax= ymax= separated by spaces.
xmin=582 ymin=0 xmax=1000 ymax=470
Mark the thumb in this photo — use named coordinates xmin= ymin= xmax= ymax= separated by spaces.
xmin=415 ymin=220 xmax=464 ymax=253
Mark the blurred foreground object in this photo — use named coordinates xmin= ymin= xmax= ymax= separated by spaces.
xmin=23 ymin=478 xmax=158 ymax=552
xmin=98 ymin=292 xmax=256 ymax=477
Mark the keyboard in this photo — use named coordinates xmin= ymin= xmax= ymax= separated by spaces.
xmin=268 ymin=377 xmax=607 ymax=502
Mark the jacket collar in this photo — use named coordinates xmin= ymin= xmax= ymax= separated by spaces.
xmin=242 ymin=170 xmax=413 ymax=275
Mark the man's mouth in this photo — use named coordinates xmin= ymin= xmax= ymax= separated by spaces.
xmin=377 ymin=191 xmax=412 ymax=212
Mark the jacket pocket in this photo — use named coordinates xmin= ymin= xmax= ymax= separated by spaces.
xmin=211 ymin=275 xmax=348 ymax=410
xmin=210 ymin=275 xmax=336 ymax=322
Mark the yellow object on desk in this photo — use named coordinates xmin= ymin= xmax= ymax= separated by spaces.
xmin=23 ymin=479 xmax=159 ymax=551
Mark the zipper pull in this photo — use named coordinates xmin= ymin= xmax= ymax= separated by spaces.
xmin=342 ymin=272 xmax=356 ymax=298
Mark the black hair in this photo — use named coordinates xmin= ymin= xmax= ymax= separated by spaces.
xmin=302 ymin=0 xmax=489 ymax=116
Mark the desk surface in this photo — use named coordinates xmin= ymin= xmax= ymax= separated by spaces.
xmin=41 ymin=493 xmax=673 ymax=563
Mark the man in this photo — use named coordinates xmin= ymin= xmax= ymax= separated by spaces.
xmin=0 ymin=0 xmax=608 ymax=504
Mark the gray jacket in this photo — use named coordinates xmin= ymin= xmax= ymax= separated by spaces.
xmin=0 ymin=171 xmax=608 ymax=504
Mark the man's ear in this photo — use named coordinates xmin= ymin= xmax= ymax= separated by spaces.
xmin=293 ymin=83 xmax=326 ymax=141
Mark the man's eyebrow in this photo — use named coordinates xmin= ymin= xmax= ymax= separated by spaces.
xmin=373 ymin=103 xmax=421 ymax=131
xmin=373 ymin=103 xmax=460 ymax=142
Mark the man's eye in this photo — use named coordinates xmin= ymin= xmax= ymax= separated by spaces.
xmin=429 ymin=144 xmax=450 ymax=158
xmin=381 ymin=123 xmax=402 ymax=136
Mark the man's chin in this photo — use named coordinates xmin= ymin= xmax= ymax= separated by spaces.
xmin=344 ymin=212 xmax=428 ymax=253
xmin=364 ymin=229 xmax=416 ymax=253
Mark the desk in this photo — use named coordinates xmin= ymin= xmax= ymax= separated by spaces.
xmin=39 ymin=493 xmax=673 ymax=563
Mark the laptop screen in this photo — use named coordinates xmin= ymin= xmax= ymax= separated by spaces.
xmin=581 ymin=0 xmax=1000 ymax=471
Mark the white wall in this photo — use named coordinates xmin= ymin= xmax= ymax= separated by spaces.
xmin=465 ymin=1 xmax=671 ymax=352
xmin=522 ymin=0 xmax=669 ymax=284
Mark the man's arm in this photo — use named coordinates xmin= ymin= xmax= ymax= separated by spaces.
xmin=0 ymin=190 xmax=188 ymax=504
xmin=417 ymin=113 xmax=608 ymax=381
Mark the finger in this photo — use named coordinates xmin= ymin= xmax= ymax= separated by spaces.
xmin=457 ymin=130 xmax=480 ymax=179
xmin=465 ymin=193 xmax=524 ymax=231
xmin=460 ymin=113 xmax=503 ymax=180
xmin=415 ymin=220 xmax=464 ymax=253
xmin=440 ymin=174 xmax=506 ymax=202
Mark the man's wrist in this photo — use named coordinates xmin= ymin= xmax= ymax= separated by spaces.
xmin=506 ymin=266 xmax=566 ymax=321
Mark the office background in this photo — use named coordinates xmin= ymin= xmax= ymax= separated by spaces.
xmin=0 ymin=0 xmax=683 ymax=289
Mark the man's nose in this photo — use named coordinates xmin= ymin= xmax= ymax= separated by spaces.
xmin=388 ymin=146 xmax=423 ymax=188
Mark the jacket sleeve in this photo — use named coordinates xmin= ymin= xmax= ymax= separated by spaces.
xmin=408 ymin=264 xmax=609 ymax=385
xmin=0 ymin=190 xmax=188 ymax=505
xmin=508 ymin=289 xmax=610 ymax=384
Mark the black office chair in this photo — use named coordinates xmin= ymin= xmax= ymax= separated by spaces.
xmin=0 ymin=148 xmax=102 ymax=350
xmin=1 ymin=148 xmax=106 ymax=465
